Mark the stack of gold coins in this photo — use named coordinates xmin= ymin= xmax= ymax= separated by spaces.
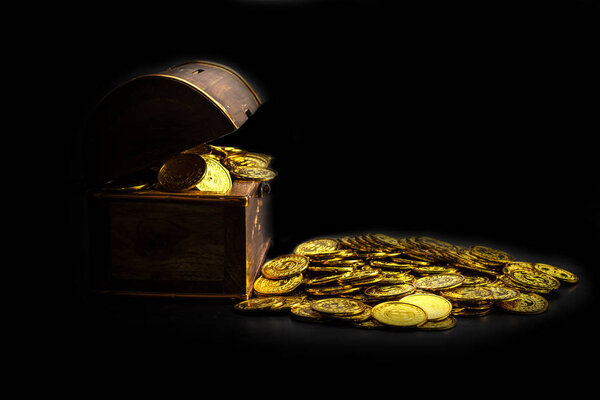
xmin=100 ymin=144 xmax=276 ymax=193
xmin=234 ymin=233 xmax=580 ymax=332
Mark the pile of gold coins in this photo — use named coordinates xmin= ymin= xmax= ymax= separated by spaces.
xmin=101 ymin=144 xmax=276 ymax=193
xmin=234 ymin=234 xmax=579 ymax=330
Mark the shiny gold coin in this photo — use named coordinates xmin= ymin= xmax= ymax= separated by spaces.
xmin=485 ymin=285 xmax=521 ymax=301
xmin=305 ymin=285 xmax=361 ymax=296
xmin=412 ymin=265 xmax=459 ymax=274
xmin=253 ymin=274 xmax=303 ymax=295
xmin=330 ymin=305 xmax=373 ymax=322
xmin=499 ymin=274 xmax=551 ymax=294
xmin=399 ymin=293 xmax=453 ymax=321
xmin=338 ymin=270 xmax=382 ymax=285
xmin=371 ymin=301 xmax=428 ymax=328
xmin=195 ymin=156 xmax=232 ymax=193
xmin=414 ymin=273 xmax=465 ymax=291
xmin=418 ymin=315 xmax=457 ymax=330
xmin=364 ymin=283 xmax=416 ymax=298
xmin=261 ymin=254 xmax=310 ymax=279
xmin=294 ymin=238 xmax=340 ymax=256
xmin=308 ymin=265 xmax=355 ymax=273
xmin=224 ymin=152 xmax=270 ymax=169
xmin=379 ymin=271 xmax=415 ymax=284
xmin=533 ymin=263 xmax=578 ymax=283
xmin=271 ymin=295 xmax=306 ymax=311
xmin=461 ymin=274 xmax=493 ymax=286
xmin=304 ymin=272 xmax=353 ymax=286
xmin=497 ymin=292 xmax=548 ymax=314
xmin=440 ymin=286 xmax=494 ymax=302
xmin=469 ymin=245 xmax=515 ymax=263
xmin=310 ymin=298 xmax=366 ymax=315
xmin=370 ymin=260 xmax=414 ymax=270
xmin=231 ymin=166 xmax=277 ymax=181
xmin=234 ymin=296 xmax=285 ymax=313
xmin=157 ymin=153 xmax=207 ymax=191
xmin=503 ymin=263 xmax=560 ymax=291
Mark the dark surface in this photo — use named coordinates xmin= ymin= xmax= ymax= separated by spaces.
xmin=56 ymin=0 xmax=599 ymax=383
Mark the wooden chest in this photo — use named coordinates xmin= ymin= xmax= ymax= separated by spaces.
xmin=84 ymin=60 xmax=270 ymax=299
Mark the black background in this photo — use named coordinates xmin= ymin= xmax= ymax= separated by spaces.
xmin=58 ymin=0 xmax=599 ymax=385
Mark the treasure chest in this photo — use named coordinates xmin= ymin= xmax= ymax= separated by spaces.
xmin=84 ymin=60 xmax=271 ymax=299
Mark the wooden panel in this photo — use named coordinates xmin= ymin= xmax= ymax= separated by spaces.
xmin=109 ymin=200 xmax=226 ymax=282
xmin=245 ymin=193 xmax=272 ymax=294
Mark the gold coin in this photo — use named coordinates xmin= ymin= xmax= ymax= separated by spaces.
xmin=290 ymin=302 xmax=329 ymax=322
xmin=294 ymin=238 xmax=340 ymax=256
xmin=399 ymin=293 xmax=453 ymax=321
xmin=305 ymin=285 xmax=360 ymax=296
xmin=233 ymin=296 xmax=285 ymax=313
xmin=485 ymin=285 xmax=520 ymax=301
xmin=414 ymin=273 xmax=465 ymax=290
xmin=497 ymin=292 xmax=548 ymax=314
xmin=533 ymin=263 xmax=578 ymax=283
xmin=503 ymin=263 xmax=560 ymax=291
xmin=337 ymin=270 xmax=382 ymax=285
xmin=452 ymin=308 xmax=492 ymax=317
xmin=364 ymin=283 xmax=416 ymax=298
xmin=352 ymin=318 xmax=386 ymax=329
xmin=195 ymin=156 xmax=232 ymax=193
xmin=498 ymin=274 xmax=551 ymax=294
xmin=157 ymin=153 xmax=207 ymax=191
xmin=330 ymin=305 xmax=373 ymax=322
xmin=310 ymin=298 xmax=366 ymax=315
xmin=224 ymin=152 xmax=270 ymax=169
xmin=370 ymin=260 xmax=414 ymax=270
xmin=370 ymin=233 xmax=402 ymax=249
xmin=308 ymin=265 xmax=355 ymax=273
xmin=271 ymin=295 xmax=306 ymax=311
xmin=418 ymin=315 xmax=457 ymax=330
xmin=253 ymin=274 xmax=303 ymax=295
xmin=461 ymin=274 xmax=492 ymax=286
xmin=379 ymin=271 xmax=415 ymax=284
xmin=261 ymin=254 xmax=310 ymax=279
xmin=440 ymin=286 xmax=494 ymax=302
xmin=304 ymin=272 xmax=353 ymax=286
xmin=371 ymin=301 xmax=428 ymax=328
xmin=469 ymin=245 xmax=515 ymax=263
xmin=231 ymin=166 xmax=277 ymax=181
xmin=412 ymin=265 xmax=459 ymax=274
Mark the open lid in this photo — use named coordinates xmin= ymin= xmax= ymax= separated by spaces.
xmin=84 ymin=60 xmax=262 ymax=188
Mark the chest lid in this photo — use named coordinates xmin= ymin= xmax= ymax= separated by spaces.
xmin=84 ymin=60 xmax=262 ymax=188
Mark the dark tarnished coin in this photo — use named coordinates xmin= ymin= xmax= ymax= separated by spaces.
xmin=157 ymin=153 xmax=207 ymax=191
xmin=231 ymin=166 xmax=277 ymax=181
